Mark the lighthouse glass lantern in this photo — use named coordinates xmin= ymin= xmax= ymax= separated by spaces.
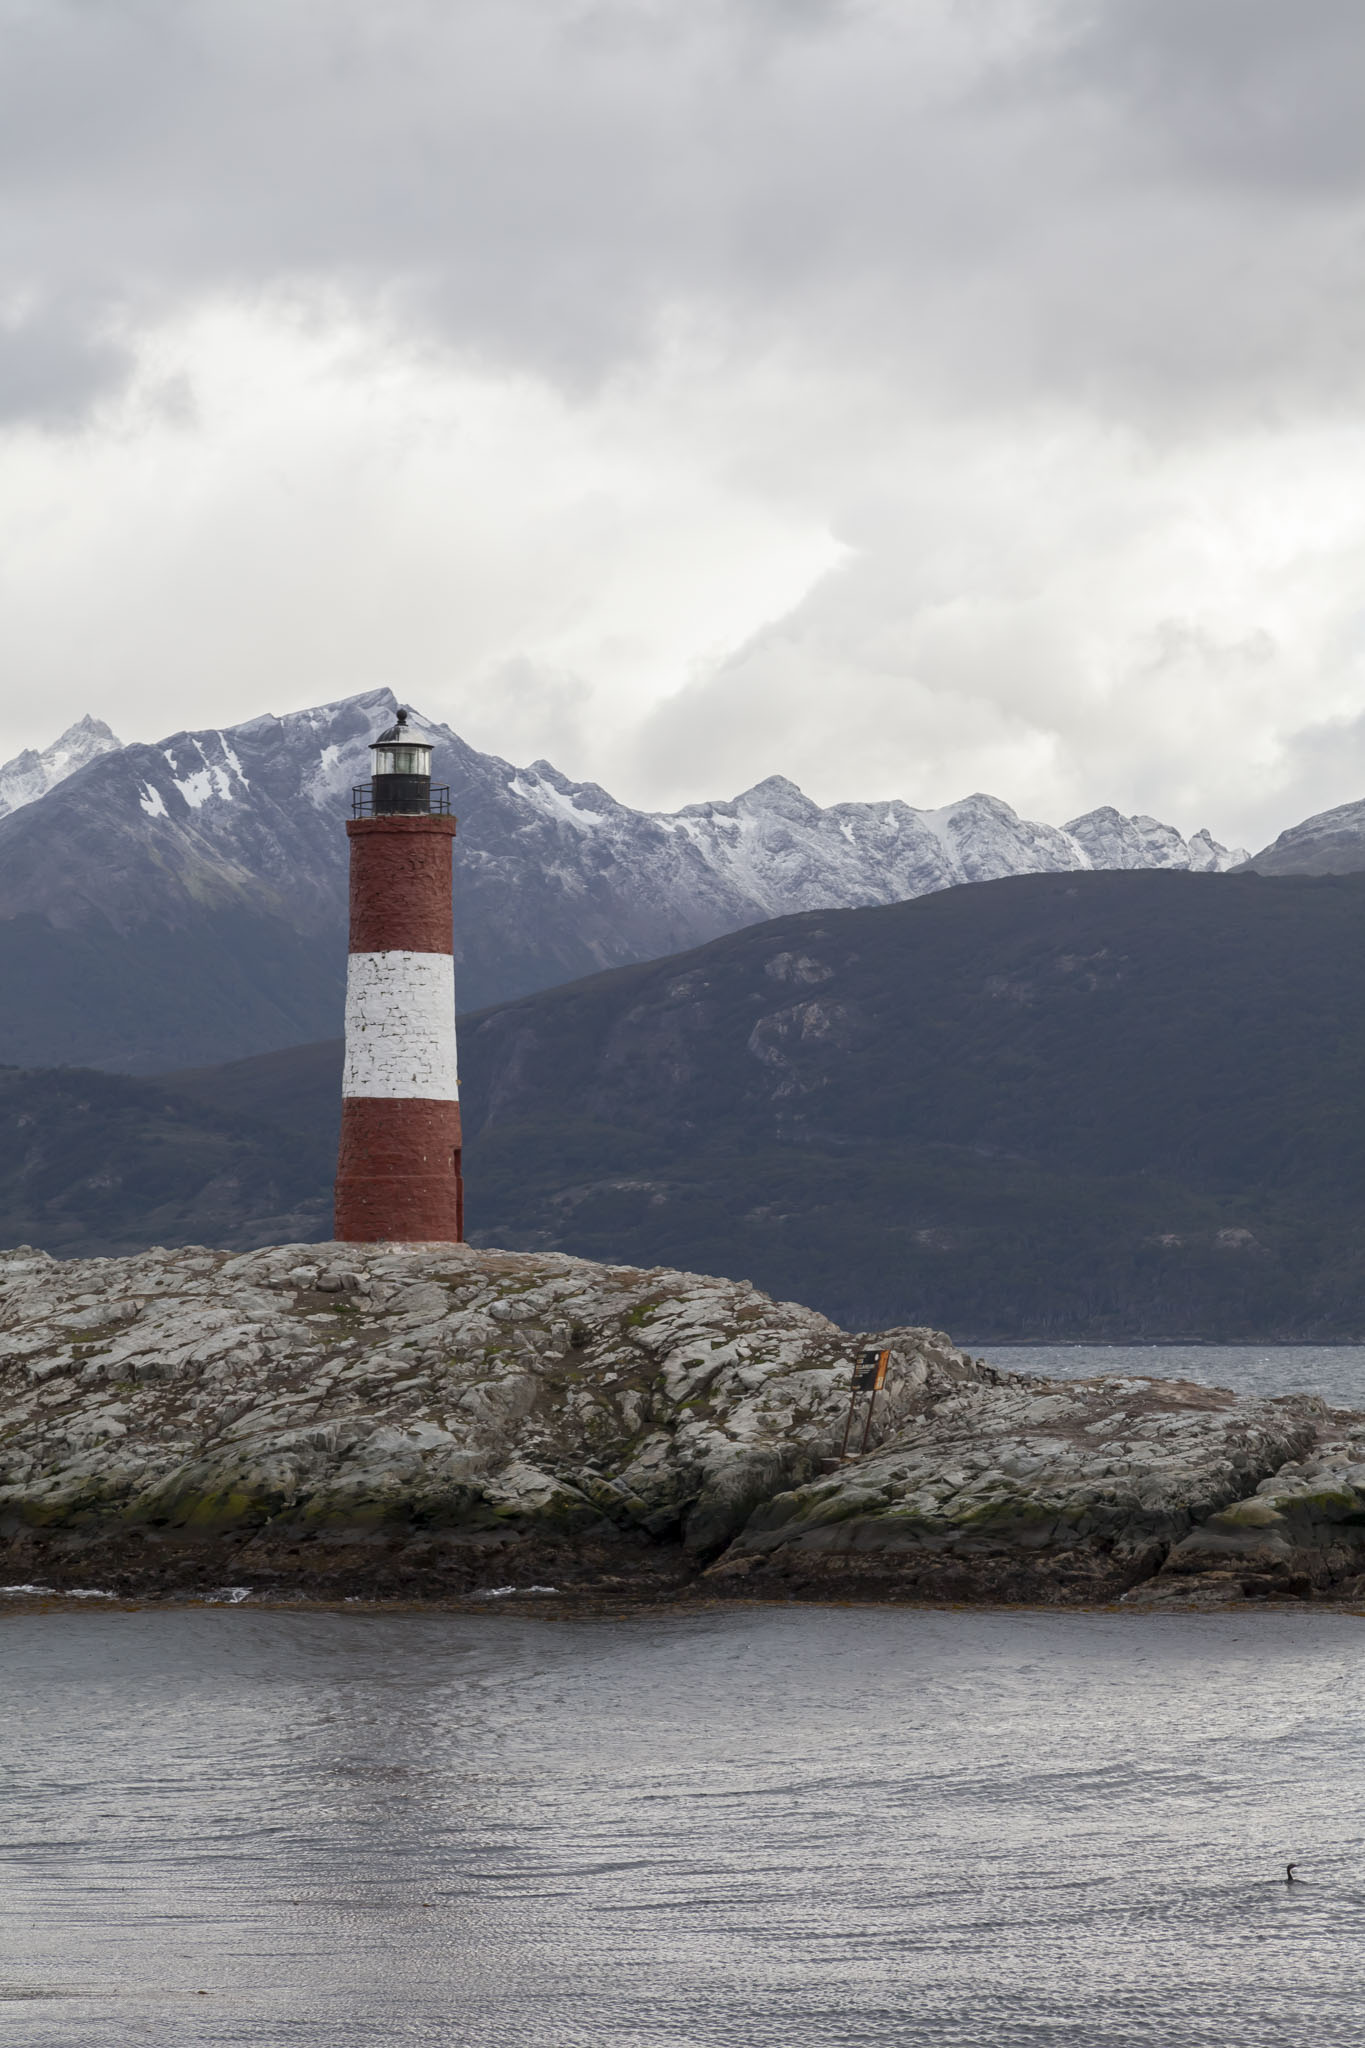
xmin=365 ymin=708 xmax=435 ymax=815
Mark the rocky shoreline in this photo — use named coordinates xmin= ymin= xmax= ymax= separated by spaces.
xmin=3 ymin=1241 xmax=1363 ymax=1611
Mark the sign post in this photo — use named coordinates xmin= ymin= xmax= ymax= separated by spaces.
xmin=838 ymin=1346 xmax=892 ymax=1462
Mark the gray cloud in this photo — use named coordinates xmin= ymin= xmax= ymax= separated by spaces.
xmin=0 ymin=0 xmax=1361 ymax=414
xmin=0 ymin=0 xmax=1362 ymax=852
xmin=0 ymin=299 xmax=129 ymax=423
xmin=1050 ymin=0 xmax=1365 ymax=192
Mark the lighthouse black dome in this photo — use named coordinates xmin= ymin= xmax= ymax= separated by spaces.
xmin=372 ymin=708 xmax=415 ymax=747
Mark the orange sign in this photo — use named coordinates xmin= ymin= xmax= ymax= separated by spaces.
xmin=856 ymin=1347 xmax=890 ymax=1391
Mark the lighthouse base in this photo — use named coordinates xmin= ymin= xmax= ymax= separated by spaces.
xmin=334 ymin=1097 xmax=464 ymax=1243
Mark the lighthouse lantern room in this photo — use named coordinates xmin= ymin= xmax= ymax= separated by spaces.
xmin=353 ymin=707 xmax=452 ymax=818
xmin=334 ymin=707 xmax=464 ymax=1243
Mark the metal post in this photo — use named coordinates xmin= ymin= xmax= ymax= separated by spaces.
xmin=858 ymin=1381 xmax=880 ymax=1456
xmin=838 ymin=1381 xmax=861 ymax=1461
xmin=858 ymin=1349 xmax=891 ymax=1456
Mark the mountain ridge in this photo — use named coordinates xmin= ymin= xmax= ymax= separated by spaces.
xmin=0 ymin=688 xmax=1249 ymax=1073
xmin=0 ymin=715 xmax=121 ymax=821
xmin=1240 ymin=793 xmax=1365 ymax=878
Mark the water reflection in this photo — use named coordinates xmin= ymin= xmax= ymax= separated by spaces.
xmin=2 ymin=1606 xmax=1364 ymax=2044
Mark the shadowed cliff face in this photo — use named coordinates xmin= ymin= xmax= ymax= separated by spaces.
xmin=1 ymin=1242 xmax=1353 ymax=1609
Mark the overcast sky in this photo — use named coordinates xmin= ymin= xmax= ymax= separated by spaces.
xmin=1 ymin=0 xmax=1363 ymax=848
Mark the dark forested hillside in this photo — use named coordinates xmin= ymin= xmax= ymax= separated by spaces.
xmin=0 ymin=1054 xmax=337 ymax=1256
xmin=7 ymin=869 xmax=1365 ymax=1336
xmin=453 ymin=869 xmax=1365 ymax=1336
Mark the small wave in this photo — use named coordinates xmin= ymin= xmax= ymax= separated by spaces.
xmin=206 ymin=1587 xmax=252 ymax=1605
xmin=471 ymin=1585 xmax=560 ymax=1600
xmin=2 ymin=1584 xmax=116 ymax=1599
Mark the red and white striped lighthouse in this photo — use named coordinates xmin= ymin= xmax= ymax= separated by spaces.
xmin=333 ymin=709 xmax=464 ymax=1243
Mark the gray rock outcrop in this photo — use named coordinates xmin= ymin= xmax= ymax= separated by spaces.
xmin=710 ymin=1373 xmax=1323 ymax=1604
xmin=1 ymin=1241 xmax=1354 ymax=1606
xmin=0 ymin=1239 xmax=985 ymax=1600
xmin=1152 ymin=1418 xmax=1365 ymax=1601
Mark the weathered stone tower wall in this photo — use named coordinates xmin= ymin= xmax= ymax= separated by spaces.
xmin=333 ymin=812 xmax=463 ymax=1242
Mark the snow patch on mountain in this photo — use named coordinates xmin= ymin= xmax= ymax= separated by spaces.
xmin=0 ymin=715 xmax=122 ymax=820
xmin=1065 ymin=806 xmax=1247 ymax=873
xmin=508 ymin=769 xmax=609 ymax=832
xmin=161 ymin=734 xmax=253 ymax=809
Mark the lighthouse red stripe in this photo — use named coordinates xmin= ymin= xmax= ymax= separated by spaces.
xmin=346 ymin=815 xmax=458 ymax=955
xmin=334 ymin=1096 xmax=464 ymax=1243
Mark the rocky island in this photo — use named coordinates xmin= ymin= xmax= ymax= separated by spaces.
xmin=2 ymin=1240 xmax=1362 ymax=1608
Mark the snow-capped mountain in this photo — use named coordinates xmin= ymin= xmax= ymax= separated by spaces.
xmin=0 ymin=715 xmax=121 ymax=820
xmin=660 ymin=781 xmax=1245 ymax=915
xmin=1064 ymin=806 xmax=1246 ymax=873
xmin=1241 ymin=795 xmax=1365 ymax=877
xmin=0 ymin=688 xmax=1247 ymax=1072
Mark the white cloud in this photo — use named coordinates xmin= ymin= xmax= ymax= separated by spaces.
xmin=634 ymin=406 xmax=1365 ymax=844
xmin=0 ymin=302 xmax=842 ymax=777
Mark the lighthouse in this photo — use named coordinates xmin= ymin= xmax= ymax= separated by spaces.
xmin=333 ymin=708 xmax=464 ymax=1243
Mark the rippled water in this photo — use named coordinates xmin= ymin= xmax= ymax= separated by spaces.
xmin=986 ymin=1343 xmax=1365 ymax=1408
xmin=4 ymin=1605 xmax=1365 ymax=2045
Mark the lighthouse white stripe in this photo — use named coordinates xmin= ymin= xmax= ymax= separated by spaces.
xmin=342 ymin=951 xmax=459 ymax=1101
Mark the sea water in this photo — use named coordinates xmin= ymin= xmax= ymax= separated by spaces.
xmin=3 ymin=1602 xmax=1364 ymax=2046
xmin=986 ymin=1342 xmax=1365 ymax=1408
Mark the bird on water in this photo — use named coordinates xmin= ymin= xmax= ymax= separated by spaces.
xmin=1286 ymin=1863 xmax=1299 ymax=1883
